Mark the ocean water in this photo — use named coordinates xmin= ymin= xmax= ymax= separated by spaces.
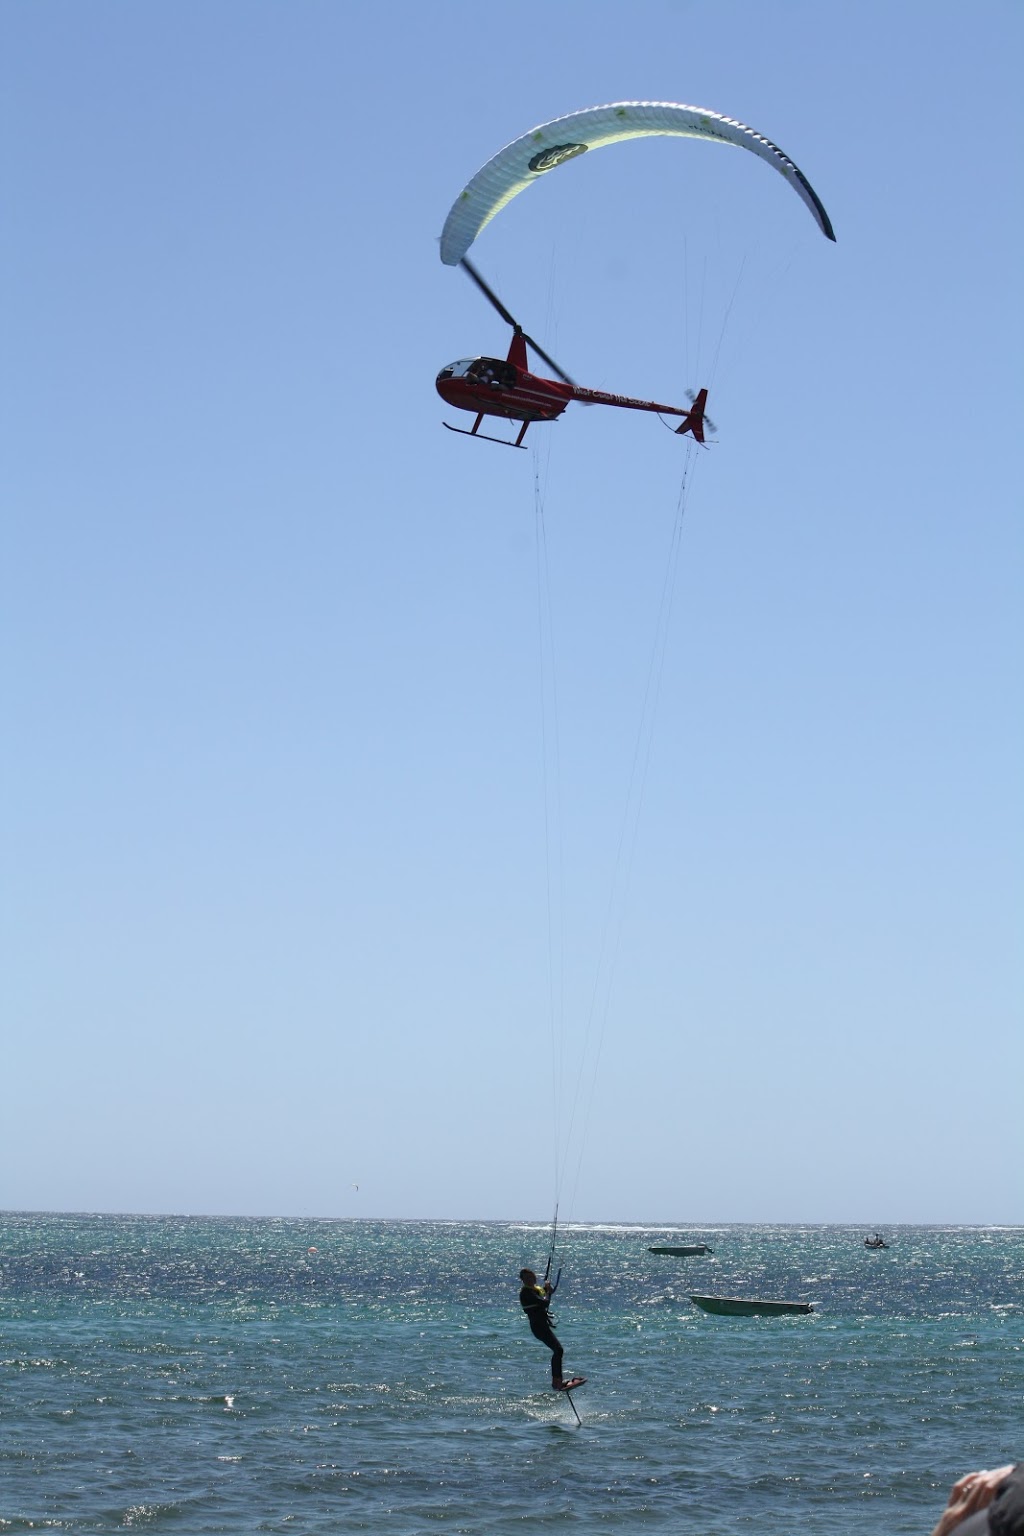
xmin=0 ymin=1216 xmax=1020 ymax=1533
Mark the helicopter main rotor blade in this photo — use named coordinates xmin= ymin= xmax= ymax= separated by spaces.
xmin=460 ymin=257 xmax=520 ymax=331
xmin=520 ymin=330 xmax=576 ymax=388
xmin=459 ymin=258 xmax=576 ymax=388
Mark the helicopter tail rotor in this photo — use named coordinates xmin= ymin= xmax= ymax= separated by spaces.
xmin=675 ymin=387 xmax=712 ymax=443
xmin=684 ymin=388 xmax=718 ymax=436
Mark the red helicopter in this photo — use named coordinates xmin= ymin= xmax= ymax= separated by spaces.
xmin=437 ymin=259 xmax=712 ymax=450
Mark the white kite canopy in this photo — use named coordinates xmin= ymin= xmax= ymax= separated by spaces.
xmin=439 ymin=100 xmax=836 ymax=265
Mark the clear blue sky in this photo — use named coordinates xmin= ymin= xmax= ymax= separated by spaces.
xmin=3 ymin=2 xmax=1021 ymax=1223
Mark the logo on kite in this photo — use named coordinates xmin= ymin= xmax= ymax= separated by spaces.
xmin=528 ymin=142 xmax=587 ymax=174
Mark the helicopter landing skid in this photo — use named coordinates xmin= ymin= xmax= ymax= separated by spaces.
xmin=443 ymin=422 xmax=528 ymax=450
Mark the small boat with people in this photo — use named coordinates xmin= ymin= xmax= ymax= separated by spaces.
xmin=864 ymin=1233 xmax=889 ymax=1249
xmin=648 ymin=1244 xmax=713 ymax=1257
xmin=689 ymin=1294 xmax=813 ymax=1317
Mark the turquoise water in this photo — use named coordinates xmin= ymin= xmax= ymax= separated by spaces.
xmin=0 ymin=1216 xmax=1020 ymax=1532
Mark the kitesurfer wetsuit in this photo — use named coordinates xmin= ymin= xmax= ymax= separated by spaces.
xmin=518 ymin=1277 xmax=563 ymax=1386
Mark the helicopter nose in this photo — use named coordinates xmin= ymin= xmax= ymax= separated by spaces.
xmin=436 ymin=371 xmax=462 ymax=405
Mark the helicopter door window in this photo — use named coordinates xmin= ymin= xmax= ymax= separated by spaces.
xmin=472 ymin=359 xmax=516 ymax=388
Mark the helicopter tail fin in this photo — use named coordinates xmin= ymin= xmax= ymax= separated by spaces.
xmin=676 ymin=388 xmax=708 ymax=443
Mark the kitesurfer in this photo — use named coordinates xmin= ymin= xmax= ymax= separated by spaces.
xmin=518 ymin=1267 xmax=565 ymax=1388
